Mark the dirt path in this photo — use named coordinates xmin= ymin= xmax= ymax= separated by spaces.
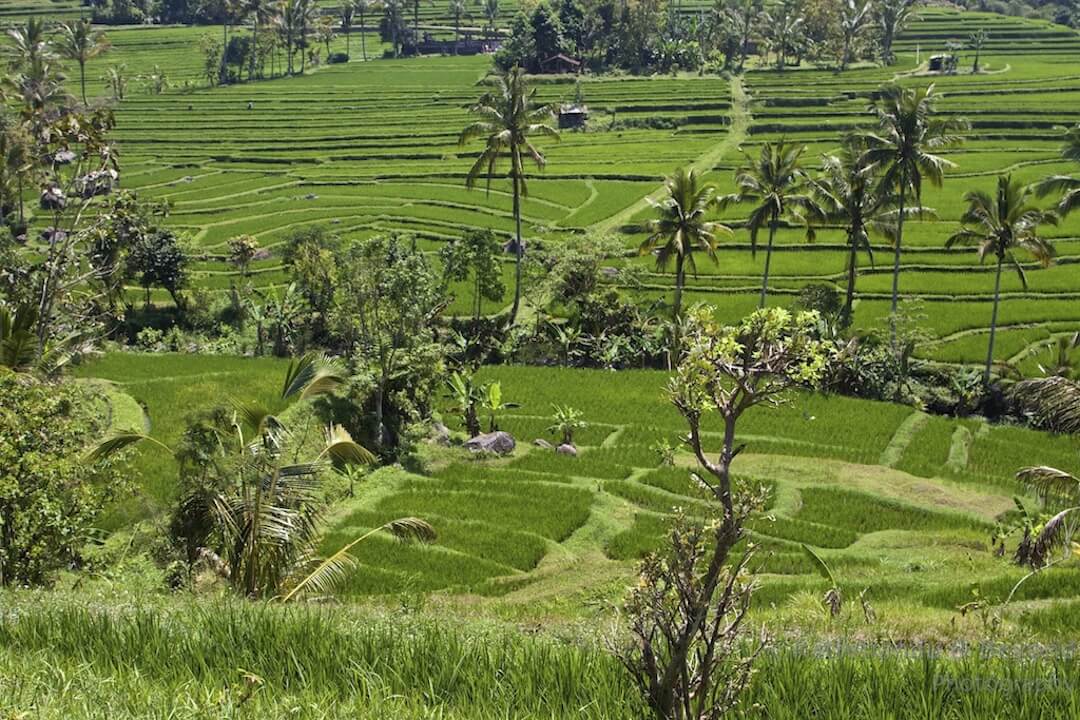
xmin=588 ymin=75 xmax=751 ymax=235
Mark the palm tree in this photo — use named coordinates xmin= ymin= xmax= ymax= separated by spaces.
xmin=947 ymin=175 xmax=1056 ymax=381
xmin=89 ymin=354 xmax=435 ymax=599
xmin=968 ymin=29 xmax=989 ymax=73
xmin=838 ymin=0 xmax=871 ymax=71
xmin=863 ymin=83 xmax=967 ymax=339
xmin=3 ymin=18 xmax=52 ymax=71
xmin=341 ymin=2 xmax=354 ymax=56
xmin=459 ymin=67 xmax=559 ymax=323
xmin=727 ymin=140 xmax=818 ymax=308
xmin=641 ymin=167 xmax=729 ymax=319
xmin=242 ymin=0 xmax=272 ymax=79
xmin=354 ymin=0 xmax=377 ymax=60
xmin=1035 ymin=124 xmax=1080 ymax=218
xmin=55 ymin=19 xmax=110 ymax=104
xmin=813 ymin=136 xmax=921 ymax=324
xmin=481 ymin=0 xmax=498 ymax=39
xmin=877 ymin=0 xmax=916 ymax=66
xmin=448 ymin=0 xmax=468 ymax=54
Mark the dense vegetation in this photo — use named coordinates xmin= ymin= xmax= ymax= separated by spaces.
xmin=2 ymin=1 xmax=1079 ymax=718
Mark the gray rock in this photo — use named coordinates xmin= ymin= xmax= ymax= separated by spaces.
xmin=430 ymin=422 xmax=451 ymax=446
xmin=464 ymin=431 xmax=516 ymax=455
xmin=533 ymin=438 xmax=553 ymax=449
xmin=556 ymin=443 xmax=578 ymax=456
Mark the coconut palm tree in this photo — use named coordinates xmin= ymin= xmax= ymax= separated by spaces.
xmin=88 ymin=354 xmax=435 ymax=599
xmin=876 ymin=0 xmax=916 ymax=65
xmin=968 ymin=29 xmax=989 ymax=73
xmin=459 ymin=67 xmax=559 ymax=323
xmin=641 ymin=167 xmax=730 ymax=319
xmin=3 ymin=18 xmax=52 ymax=71
xmin=947 ymin=175 xmax=1056 ymax=381
xmin=448 ymin=0 xmax=468 ymax=54
xmin=727 ymin=140 xmax=818 ymax=308
xmin=54 ymin=19 xmax=110 ymax=104
xmin=863 ymin=83 xmax=967 ymax=339
xmin=813 ymin=135 xmax=922 ymax=324
xmin=354 ymin=0 xmax=378 ymax=60
xmin=242 ymin=0 xmax=272 ymax=79
xmin=481 ymin=0 xmax=498 ymax=39
xmin=838 ymin=0 xmax=872 ymax=71
xmin=1013 ymin=452 xmax=1080 ymax=570
xmin=340 ymin=2 xmax=354 ymax=56
xmin=1035 ymin=124 xmax=1080 ymax=218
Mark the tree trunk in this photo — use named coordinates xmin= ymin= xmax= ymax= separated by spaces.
xmin=79 ymin=60 xmax=87 ymax=104
xmin=510 ymin=170 xmax=523 ymax=323
xmin=890 ymin=171 xmax=907 ymax=348
xmin=758 ymin=217 xmax=778 ymax=309
xmin=374 ymin=377 xmax=386 ymax=449
xmin=843 ymin=229 xmax=858 ymax=324
xmin=673 ymin=252 xmax=685 ymax=320
xmin=360 ymin=14 xmax=367 ymax=60
xmin=985 ymin=253 xmax=1004 ymax=382
xmin=346 ymin=26 xmax=351 ymax=56
xmin=251 ymin=19 xmax=259 ymax=80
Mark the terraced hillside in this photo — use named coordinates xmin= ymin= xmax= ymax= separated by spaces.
xmin=31 ymin=8 xmax=1080 ymax=369
xmin=76 ymin=353 xmax=1080 ymax=634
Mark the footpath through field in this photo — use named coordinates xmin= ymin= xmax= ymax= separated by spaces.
xmin=588 ymin=75 xmax=751 ymax=235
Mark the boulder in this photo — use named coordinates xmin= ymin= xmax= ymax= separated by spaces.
xmin=556 ymin=443 xmax=578 ymax=456
xmin=464 ymin=431 xmax=515 ymax=455
xmin=430 ymin=422 xmax=451 ymax=447
xmin=533 ymin=438 xmax=553 ymax=449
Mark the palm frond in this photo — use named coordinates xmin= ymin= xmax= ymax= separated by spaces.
xmin=279 ymin=517 xmax=435 ymax=602
xmin=84 ymin=431 xmax=173 ymax=463
xmin=1017 ymin=465 xmax=1080 ymax=505
xmin=282 ymin=352 xmax=346 ymax=400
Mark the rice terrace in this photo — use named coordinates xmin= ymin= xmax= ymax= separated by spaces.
xmin=3 ymin=0 xmax=1080 ymax=716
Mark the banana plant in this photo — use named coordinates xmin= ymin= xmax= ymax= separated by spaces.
xmin=480 ymin=381 xmax=518 ymax=433
xmin=446 ymin=370 xmax=483 ymax=437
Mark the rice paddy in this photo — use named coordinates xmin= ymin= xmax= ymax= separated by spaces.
xmin=24 ymin=7 xmax=1076 ymax=368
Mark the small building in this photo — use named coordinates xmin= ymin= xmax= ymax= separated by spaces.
xmin=558 ymin=103 xmax=589 ymax=130
xmin=539 ymin=53 xmax=581 ymax=75
xmin=928 ymin=54 xmax=946 ymax=72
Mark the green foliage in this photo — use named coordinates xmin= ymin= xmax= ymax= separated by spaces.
xmin=0 ymin=375 xmax=128 ymax=586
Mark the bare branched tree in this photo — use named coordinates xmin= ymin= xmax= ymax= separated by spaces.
xmin=614 ymin=307 xmax=830 ymax=720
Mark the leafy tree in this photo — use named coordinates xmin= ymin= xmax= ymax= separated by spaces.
xmin=200 ymin=34 xmax=223 ymax=85
xmin=380 ymin=0 xmax=408 ymax=57
xmin=863 ymin=83 xmax=967 ymax=339
xmin=640 ymin=167 xmax=729 ymax=320
xmin=330 ymin=234 xmax=446 ymax=450
xmin=727 ymin=140 xmax=818 ymax=308
xmin=86 ymin=191 xmax=171 ymax=312
xmin=126 ymin=228 xmax=190 ymax=309
xmin=55 ymin=19 xmax=111 ymax=104
xmin=617 ymin=306 xmax=828 ymax=720
xmin=947 ymin=175 xmax=1056 ymax=381
xmin=460 ymin=67 xmax=558 ymax=323
xmin=227 ymin=234 xmax=260 ymax=277
xmin=102 ymin=62 xmax=128 ymax=100
xmin=0 ymin=374 xmax=128 ymax=587
xmin=282 ymin=225 xmax=340 ymax=339
xmin=440 ymin=229 xmax=506 ymax=321
xmin=761 ymin=0 xmax=805 ymax=70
